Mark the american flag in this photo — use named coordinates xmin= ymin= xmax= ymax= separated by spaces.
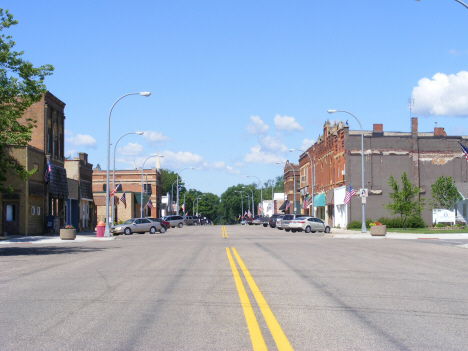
xmin=284 ymin=201 xmax=291 ymax=211
xmin=344 ymin=185 xmax=356 ymax=205
xmin=181 ymin=203 xmax=185 ymax=212
xmin=44 ymin=159 xmax=51 ymax=184
xmin=302 ymin=196 xmax=310 ymax=209
xmin=120 ymin=192 xmax=127 ymax=208
xmin=109 ymin=181 xmax=121 ymax=197
xmin=247 ymin=209 xmax=251 ymax=217
xmin=459 ymin=141 xmax=468 ymax=161
xmin=146 ymin=199 xmax=154 ymax=210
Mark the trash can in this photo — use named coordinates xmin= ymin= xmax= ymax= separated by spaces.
xmin=95 ymin=221 xmax=106 ymax=237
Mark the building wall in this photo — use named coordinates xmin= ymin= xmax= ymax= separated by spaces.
xmin=283 ymin=162 xmax=300 ymax=214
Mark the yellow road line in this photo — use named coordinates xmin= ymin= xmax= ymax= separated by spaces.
xmin=232 ymin=248 xmax=294 ymax=351
xmin=226 ymin=248 xmax=267 ymax=351
xmin=222 ymin=226 xmax=229 ymax=238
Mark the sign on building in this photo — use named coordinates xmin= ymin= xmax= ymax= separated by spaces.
xmin=432 ymin=209 xmax=456 ymax=226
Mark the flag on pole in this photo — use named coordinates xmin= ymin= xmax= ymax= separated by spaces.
xmin=44 ymin=159 xmax=51 ymax=184
xmin=459 ymin=141 xmax=468 ymax=161
xmin=257 ymin=203 xmax=262 ymax=214
xmin=344 ymin=185 xmax=356 ymax=205
xmin=109 ymin=181 xmax=121 ymax=197
xmin=181 ymin=203 xmax=185 ymax=212
xmin=146 ymin=199 xmax=154 ymax=210
xmin=247 ymin=209 xmax=251 ymax=217
xmin=285 ymin=201 xmax=291 ymax=211
xmin=302 ymin=196 xmax=310 ymax=209
xmin=120 ymin=192 xmax=127 ymax=208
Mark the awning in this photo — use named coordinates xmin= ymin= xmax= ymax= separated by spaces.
xmin=48 ymin=164 xmax=68 ymax=199
xmin=278 ymin=200 xmax=290 ymax=211
xmin=134 ymin=193 xmax=150 ymax=205
xmin=80 ymin=180 xmax=93 ymax=201
xmin=313 ymin=193 xmax=325 ymax=207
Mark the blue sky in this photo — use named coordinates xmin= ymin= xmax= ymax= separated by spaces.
xmin=8 ymin=0 xmax=468 ymax=195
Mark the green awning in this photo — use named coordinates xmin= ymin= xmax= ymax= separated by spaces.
xmin=313 ymin=193 xmax=325 ymax=207
xmin=134 ymin=193 xmax=150 ymax=205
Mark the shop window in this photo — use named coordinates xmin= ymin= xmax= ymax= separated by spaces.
xmin=31 ymin=206 xmax=35 ymax=215
xmin=6 ymin=205 xmax=14 ymax=221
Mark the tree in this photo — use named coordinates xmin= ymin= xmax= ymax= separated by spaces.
xmin=0 ymin=9 xmax=54 ymax=193
xmin=429 ymin=175 xmax=462 ymax=210
xmin=160 ymin=169 xmax=186 ymax=200
xmin=383 ymin=172 xmax=425 ymax=229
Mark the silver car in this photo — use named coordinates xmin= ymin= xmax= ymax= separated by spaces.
xmin=289 ymin=217 xmax=331 ymax=233
xmin=111 ymin=218 xmax=165 ymax=235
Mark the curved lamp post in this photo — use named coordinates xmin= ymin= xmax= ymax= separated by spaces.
xmin=111 ymin=131 xmax=143 ymax=226
xmin=193 ymin=194 xmax=205 ymax=216
xmin=176 ymin=167 xmax=194 ymax=215
xmin=234 ymin=190 xmax=249 ymax=217
xmin=104 ymin=91 xmax=150 ymax=237
xmin=171 ymin=179 xmax=185 ymax=214
xmin=246 ymin=175 xmax=263 ymax=215
xmin=289 ymin=148 xmax=314 ymax=215
xmin=328 ymin=109 xmax=366 ymax=233
xmin=242 ymin=186 xmax=254 ymax=216
xmin=416 ymin=0 xmax=468 ymax=10
xmin=277 ymin=161 xmax=296 ymax=214
xmin=140 ymin=153 xmax=163 ymax=219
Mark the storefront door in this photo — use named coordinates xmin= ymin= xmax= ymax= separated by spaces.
xmin=3 ymin=202 xmax=19 ymax=235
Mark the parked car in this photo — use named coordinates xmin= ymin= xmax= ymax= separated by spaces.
xmin=260 ymin=216 xmax=270 ymax=227
xmin=269 ymin=214 xmax=282 ymax=228
xmin=111 ymin=218 xmax=165 ymax=235
xmin=279 ymin=214 xmax=299 ymax=232
xmin=162 ymin=215 xmax=185 ymax=228
xmin=289 ymin=216 xmax=331 ymax=233
xmin=252 ymin=215 xmax=261 ymax=225
xmin=240 ymin=219 xmax=246 ymax=225
xmin=148 ymin=218 xmax=170 ymax=230
xmin=184 ymin=216 xmax=198 ymax=225
xmin=276 ymin=214 xmax=285 ymax=229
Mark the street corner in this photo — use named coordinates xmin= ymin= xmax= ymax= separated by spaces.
xmin=0 ymin=234 xmax=116 ymax=244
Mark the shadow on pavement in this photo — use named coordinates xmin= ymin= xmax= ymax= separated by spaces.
xmin=0 ymin=246 xmax=107 ymax=256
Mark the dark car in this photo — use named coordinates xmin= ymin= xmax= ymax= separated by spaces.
xmin=269 ymin=213 xmax=282 ymax=228
xmin=149 ymin=218 xmax=170 ymax=230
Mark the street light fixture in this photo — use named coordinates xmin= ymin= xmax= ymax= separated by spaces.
xmin=104 ymin=91 xmax=151 ymax=237
xmin=328 ymin=109 xmax=366 ymax=233
xmin=277 ymin=161 xmax=297 ymax=214
xmin=246 ymin=175 xmax=263 ymax=215
xmin=289 ymin=148 xmax=314 ymax=215
xmin=140 ymin=154 xmax=163 ymax=219
xmin=234 ymin=190 xmax=248 ymax=216
xmin=111 ymin=131 xmax=144 ymax=226
xmin=416 ymin=0 xmax=468 ymax=10
xmin=242 ymin=186 xmax=254 ymax=216
xmin=193 ymin=194 xmax=205 ymax=216
xmin=176 ymin=167 xmax=194 ymax=215
xmin=171 ymin=179 xmax=185 ymax=214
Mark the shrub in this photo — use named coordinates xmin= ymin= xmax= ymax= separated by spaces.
xmin=63 ymin=225 xmax=74 ymax=229
xmin=377 ymin=217 xmax=402 ymax=228
xmin=406 ymin=216 xmax=426 ymax=228
xmin=347 ymin=219 xmax=373 ymax=230
xmin=435 ymin=223 xmax=444 ymax=228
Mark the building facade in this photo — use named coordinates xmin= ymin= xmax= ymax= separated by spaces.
xmin=1 ymin=92 xmax=68 ymax=235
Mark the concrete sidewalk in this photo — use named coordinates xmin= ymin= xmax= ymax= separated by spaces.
xmin=327 ymin=228 xmax=468 ymax=240
xmin=0 ymin=230 xmax=115 ymax=244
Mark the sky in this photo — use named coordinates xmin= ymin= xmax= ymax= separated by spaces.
xmin=7 ymin=0 xmax=468 ymax=195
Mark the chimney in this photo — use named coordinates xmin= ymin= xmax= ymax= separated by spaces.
xmin=373 ymin=124 xmax=383 ymax=136
xmin=434 ymin=127 xmax=447 ymax=136
xmin=411 ymin=117 xmax=418 ymax=137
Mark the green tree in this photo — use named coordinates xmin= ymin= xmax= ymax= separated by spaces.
xmin=0 ymin=9 xmax=54 ymax=192
xmin=429 ymin=175 xmax=462 ymax=210
xmin=197 ymin=193 xmax=220 ymax=222
xmin=383 ymin=172 xmax=425 ymax=229
xmin=160 ymin=168 xmax=186 ymax=201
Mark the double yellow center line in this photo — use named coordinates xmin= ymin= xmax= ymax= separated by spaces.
xmin=222 ymin=226 xmax=228 ymax=238
xmin=226 ymin=247 xmax=293 ymax=351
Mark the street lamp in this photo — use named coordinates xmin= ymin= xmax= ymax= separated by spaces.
xmin=242 ymin=186 xmax=254 ymax=216
xmin=182 ymin=186 xmax=190 ymax=215
xmin=289 ymin=148 xmax=314 ymax=215
xmin=104 ymin=91 xmax=150 ymax=237
xmin=176 ymin=167 xmax=194 ymax=215
xmin=276 ymin=161 xmax=296 ymax=214
xmin=111 ymin=131 xmax=144 ymax=226
xmin=246 ymin=175 xmax=263 ymax=215
xmin=328 ymin=109 xmax=366 ymax=233
xmin=140 ymin=153 xmax=163 ymax=219
xmin=171 ymin=179 xmax=185 ymax=214
xmin=234 ymin=190 xmax=247 ymax=216
xmin=193 ymin=194 xmax=205 ymax=216
xmin=416 ymin=0 xmax=468 ymax=10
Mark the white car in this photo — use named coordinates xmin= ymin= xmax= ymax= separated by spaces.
xmin=289 ymin=217 xmax=331 ymax=233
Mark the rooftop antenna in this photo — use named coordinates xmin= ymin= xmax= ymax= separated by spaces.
xmin=408 ymin=98 xmax=414 ymax=118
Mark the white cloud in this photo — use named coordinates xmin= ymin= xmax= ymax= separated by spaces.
xmin=273 ymin=114 xmax=303 ymax=132
xmin=412 ymin=71 xmax=468 ymax=117
xmin=259 ymin=135 xmax=288 ymax=153
xmin=299 ymin=138 xmax=314 ymax=151
xmin=143 ymin=131 xmax=171 ymax=144
xmin=64 ymin=129 xmax=73 ymax=136
xmin=244 ymin=145 xmax=284 ymax=164
xmin=246 ymin=116 xmax=269 ymax=135
xmin=117 ymin=142 xmax=143 ymax=156
xmin=234 ymin=162 xmax=245 ymax=168
xmin=202 ymin=161 xmax=241 ymax=174
xmin=66 ymin=133 xmax=97 ymax=148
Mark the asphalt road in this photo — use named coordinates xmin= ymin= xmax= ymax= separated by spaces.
xmin=1 ymin=225 xmax=468 ymax=350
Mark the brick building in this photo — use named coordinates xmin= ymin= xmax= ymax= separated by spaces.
xmin=92 ymin=167 xmax=162 ymax=224
xmin=64 ymin=152 xmax=94 ymax=231
xmin=286 ymin=117 xmax=468 ymax=228
xmin=281 ymin=162 xmax=300 ymax=214
xmin=1 ymin=92 xmax=68 ymax=235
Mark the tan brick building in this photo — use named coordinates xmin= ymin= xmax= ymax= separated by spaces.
xmin=92 ymin=167 xmax=162 ymax=224
xmin=1 ymin=92 xmax=68 ymax=235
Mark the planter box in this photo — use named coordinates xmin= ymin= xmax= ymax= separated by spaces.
xmin=370 ymin=225 xmax=386 ymax=236
xmin=60 ymin=229 xmax=76 ymax=240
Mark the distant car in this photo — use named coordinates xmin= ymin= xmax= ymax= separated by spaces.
xmin=269 ymin=214 xmax=281 ymax=228
xmin=184 ymin=216 xmax=198 ymax=225
xmin=276 ymin=215 xmax=285 ymax=229
xmin=279 ymin=214 xmax=299 ymax=232
xmin=240 ymin=219 xmax=246 ymax=225
xmin=289 ymin=216 xmax=331 ymax=233
xmin=252 ymin=216 xmax=261 ymax=225
xmin=111 ymin=218 xmax=165 ymax=235
xmin=148 ymin=218 xmax=170 ymax=230
xmin=162 ymin=215 xmax=185 ymax=228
